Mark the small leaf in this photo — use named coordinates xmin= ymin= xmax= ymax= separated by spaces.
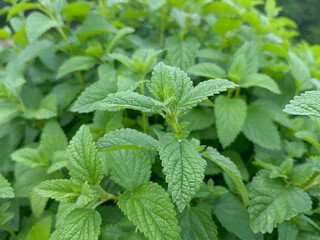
xmin=118 ymin=182 xmax=181 ymax=240
xmin=289 ymin=52 xmax=311 ymax=91
xmin=228 ymin=54 xmax=246 ymax=82
xmin=55 ymin=208 xmax=101 ymax=240
xmin=26 ymin=216 xmax=52 ymax=240
xmin=57 ymin=56 xmax=96 ymax=79
xmin=214 ymin=96 xmax=247 ymax=148
xmin=0 ymin=173 xmax=14 ymax=198
xmin=240 ymin=73 xmax=281 ymax=94
xmin=30 ymin=190 xmax=48 ymax=218
xmin=187 ymin=62 xmax=226 ymax=79
xmin=97 ymin=128 xmax=158 ymax=151
xmin=23 ymin=95 xmax=57 ymax=120
xmin=248 ymin=170 xmax=312 ymax=233
xmin=278 ymin=221 xmax=298 ymax=240
xmin=283 ymin=91 xmax=320 ymax=117
xmin=11 ymin=148 xmax=42 ymax=167
xmin=66 ymin=125 xmax=103 ymax=185
xmin=26 ymin=12 xmax=60 ymax=42
xmin=98 ymin=91 xmax=163 ymax=113
xmin=109 ymin=53 xmax=134 ymax=72
xmin=158 ymin=135 xmax=206 ymax=212
xmin=7 ymin=3 xmax=39 ymax=20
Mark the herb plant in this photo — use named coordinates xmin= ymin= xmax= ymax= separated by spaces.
xmin=0 ymin=0 xmax=319 ymax=239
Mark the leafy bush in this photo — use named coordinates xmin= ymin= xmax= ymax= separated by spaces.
xmin=0 ymin=0 xmax=319 ymax=239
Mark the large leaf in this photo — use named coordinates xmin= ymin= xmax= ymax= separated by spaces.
xmin=158 ymin=135 xmax=206 ymax=212
xmin=283 ymin=91 xmax=320 ymax=117
xmin=118 ymin=182 xmax=181 ymax=240
xmin=105 ymin=149 xmax=151 ymax=190
xmin=214 ymin=96 xmax=247 ymax=148
xmin=248 ymin=170 xmax=312 ymax=233
xmin=203 ymin=147 xmax=249 ymax=206
xmin=55 ymin=208 xmax=101 ymax=240
xmin=242 ymin=105 xmax=281 ymax=150
xmin=178 ymin=207 xmax=218 ymax=240
xmin=0 ymin=173 xmax=14 ymax=198
xmin=66 ymin=125 xmax=103 ymax=185
xmin=187 ymin=62 xmax=226 ymax=79
xmin=240 ymin=73 xmax=281 ymax=94
xmin=97 ymin=128 xmax=158 ymax=151
xmin=57 ymin=56 xmax=96 ymax=79
xmin=98 ymin=91 xmax=163 ymax=113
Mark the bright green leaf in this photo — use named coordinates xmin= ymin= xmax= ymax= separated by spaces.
xmin=187 ymin=62 xmax=226 ymax=79
xmin=0 ymin=173 xmax=14 ymax=198
xmin=56 ymin=56 xmax=96 ymax=79
xmin=240 ymin=73 xmax=281 ymax=94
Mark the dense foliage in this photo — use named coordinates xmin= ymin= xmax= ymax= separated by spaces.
xmin=0 ymin=0 xmax=320 ymax=239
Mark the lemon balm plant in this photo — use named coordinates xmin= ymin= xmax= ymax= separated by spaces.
xmin=0 ymin=0 xmax=319 ymax=239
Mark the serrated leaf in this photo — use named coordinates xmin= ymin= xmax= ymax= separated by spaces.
xmin=55 ymin=208 xmax=101 ymax=240
xmin=118 ymin=182 xmax=181 ymax=240
xmin=242 ymin=105 xmax=281 ymax=150
xmin=158 ymin=135 xmax=206 ymax=212
xmin=178 ymin=207 xmax=218 ymax=240
xmin=178 ymin=79 xmax=237 ymax=111
xmin=214 ymin=96 xmax=247 ymax=148
xmin=76 ymin=182 xmax=94 ymax=207
xmin=283 ymin=91 xmax=320 ymax=117
xmin=248 ymin=170 xmax=312 ymax=233
xmin=57 ymin=56 xmax=96 ymax=79
xmin=35 ymin=179 xmax=80 ymax=203
xmin=165 ymin=36 xmax=200 ymax=70
xmin=26 ymin=12 xmax=60 ymax=42
xmin=213 ymin=193 xmax=263 ymax=240
xmin=66 ymin=125 xmax=103 ymax=185
xmin=203 ymin=147 xmax=249 ymax=206
xmin=98 ymin=91 xmax=163 ymax=113
xmin=105 ymin=149 xmax=151 ymax=190
xmin=187 ymin=62 xmax=226 ymax=79
xmin=26 ymin=216 xmax=52 ymax=240
xmin=97 ymin=128 xmax=158 ymax=151
xmin=240 ymin=73 xmax=281 ymax=94
xmin=0 ymin=173 xmax=14 ymax=198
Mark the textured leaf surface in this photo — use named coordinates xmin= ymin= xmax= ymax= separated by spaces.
xmin=56 ymin=208 xmax=101 ymax=240
xmin=106 ymin=149 xmax=151 ymax=190
xmin=178 ymin=207 xmax=218 ymax=240
xmin=57 ymin=56 xmax=96 ymax=78
xmin=98 ymin=91 xmax=163 ymax=113
xmin=97 ymin=128 xmax=158 ymax=151
xmin=187 ymin=62 xmax=226 ymax=79
xmin=215 ymin=96 xmax=247 ymax=148
xmin=242 ymin=105 xmax=281 ymax=150
xmin=66 ymin=125 xmax=103 ymax=185
xmin=248 ymin=170 xmax=312 ymax=233
xmin=118 ymin=182 xmax=181 ymax=240
xmin=158 ymin=135 xmax=206 ymax=212
xmin=203 ymin=147 xmax=249 ymax=205
xmin=240 ymin=73 xmax=281 ymax=94
xmin=178 ymin=79 xmax=237 ymax=111
xmin=0 ymin=173 xmax=14 ymax=198
xmin=283 ymin=91 xmax=320 ymax=117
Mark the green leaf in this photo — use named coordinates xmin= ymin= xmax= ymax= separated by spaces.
xmin=26 ymin=12 xmax=60 ymax=42
xmin=30 ymin=190 xmax=48 ymax=218
xmin=179 ymin=107 xmax=215 ymax=131
xmin=62 ymin=2 xmax=90 ymax=21
xmin=289 ymin=52 xmax=311 ymax=91
xmin=71 ymin=79 xmax=117 ymax=113
xmin=0 ymin=202 xmax=14 ymax=225
xmin=132 ymin=49 xmax=163 ymax=75
xmin=109 ymin=53 xmax=134 ymax=72
xmin=283 ymin=91 xmax=320 ymax=117
xmin=178 ymin=207 xmax=218 ymax=240
xmin=212 ymin=17 xmax=241 ymax=35
xmin=7 ymin=3 xmax=39 ymax=20
xmin=98 ymin=91 xmax=163 ymax=113
xmin=228 ymin=54 xmax=246 ymax=82
xmin=56 ymin=56 xmax=96 ymax=79
xmin=158 ymin=135 xmax=206 ymax=212
xmin=76 ymin=182 xmax=94 ymax=207
xmin=66 ymin=125 xmax=103 ymax=185
xmin=35 ymin=179 xmax=80 ymax=203
xmin=278 ymin=221 xmax=298 ymax=240
xmin=203 ymin=147 xmax=249 ymax=206
xmin=240 ymin=73 xmax=281 ymax=94
xmin=178 ymin=79 xmax=237 ymax=111
xmin=213 ymin=193 xmax=263 ymax=240
xmin=214 ymin=96 xmax=247 ymax=148
xmin=107 ymin=27 xmax=135 ymax=53
xmin=0 ymin=173 xmax=14 ymax=198
xmin=105 ymin=149 xmax=151 ymax=190
xmin=165 ymin=36 xmax=200 ymax=70
xmin=248 ymin=170 xmax=312 ymax=233
xmin=11 ymin=148 xmax=43 ymax=167
xmin=187 ymin=62 xmax=226 ymax=79
xmin=26 ymin=216 xmax=52 ymax=240
xmin=23 ymin=94 xmax=57 ymax=120
xmin=55 ymin=208 xmax=101 ymax=240
xmin=242 ymin=105 xmax=281 ymax=150
xmin=118 ymin=182 xmax=181 ymax=240
xmin=97 ymin=128 xmax=158 ymax=151
xmin=19 ymin=40 xmax=54 ymax=62
xmin=290 ymin=163 xmax=315 ymax=186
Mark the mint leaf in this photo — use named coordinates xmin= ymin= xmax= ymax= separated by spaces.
xmin=57 ymin=56 xmax=96 ymax=79
xmin=248 ymin=170 xmax=312 ymax=233
xmin=118 ymin=182 xmax=181 ymax=240
xmin=23 ymin=94 xmax=57 ymax=120
xmin=240 ymin=73 xmax=281 ymax=94
xmin=97 ymin=128 xmax=158 ymax=151
xmin=214 ymin=96 xmax=247 ymax=148
xmin=228 ymin=54 xmax=246 ymax=82
xmin=11 ymin=148 xmax=43 ymax=167
xmin=26 ymin=216 xmax=52 ymax=240
xmin=178 ymin=207 xmax=218 ymax=240
xmin=158 ymin=135 xmax=206 ymax=212
xmin=66 ymin=125 xmax=103 ymax=185
xmin=187 ymin=62 xmax=226 ymax=79
xmin=0 ymin=173 xmax=14 ymax=198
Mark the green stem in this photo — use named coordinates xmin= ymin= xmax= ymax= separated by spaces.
xmin=139 ymin=82 xmax=148 ymax=133
xmin=5 ymin=224 xmax=17 ymax=239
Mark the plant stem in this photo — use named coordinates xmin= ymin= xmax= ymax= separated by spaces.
xmin=139 ymin=82 xmax=148 ymax=133
xmin=5 ymin=224 xmax=17 ymax=239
